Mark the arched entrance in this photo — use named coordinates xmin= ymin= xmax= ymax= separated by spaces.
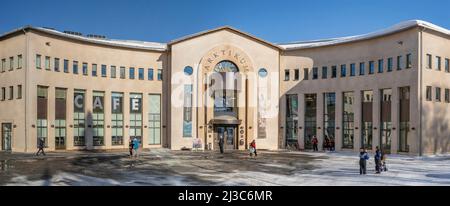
xmin=197 ymin=45 xmax=255 ymax=151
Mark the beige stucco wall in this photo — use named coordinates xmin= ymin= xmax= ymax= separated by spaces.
xmin=16 ymin=31 xmax=167 ymax=152
xmin=420 ymin=29 xmax=450 ymax=154
xmin=169 ymin=29 xmax=280 ymax=150
xmin=0 ymin=33 xmax=27 ymax=152
xmin=280 ymin=28 xmax=420 ymax=154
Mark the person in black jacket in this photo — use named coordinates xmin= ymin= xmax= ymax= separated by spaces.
xmin=375 ymin=146 xmax=382 ymax=174
xmin=36 ymin=138 xmax=46 ymax=156
xmin=359 ymin=148 xmax=369 ymax=175
xmin=218 ymin=135 xmax=224 ymax=154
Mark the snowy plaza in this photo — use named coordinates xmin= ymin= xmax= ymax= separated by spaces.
xmin=1 ymin=149 xmax=450 ymax=186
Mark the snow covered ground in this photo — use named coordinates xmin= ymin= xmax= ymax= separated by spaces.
xmin=1 ymin=150 xmax=450 ymax=186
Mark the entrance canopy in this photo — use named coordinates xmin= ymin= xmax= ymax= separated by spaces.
xmin=211 ymin=115 xmax=241 ymax=125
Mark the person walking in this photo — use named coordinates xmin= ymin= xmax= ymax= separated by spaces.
xmin=128 ymin=138 xmax=134 ymax=157
xmin=132 ymin=138 xmax=140 ymax=159
xmin=324 ymin=136 xmax=330 ymax=151
xmin=312 ymin=136 xmax=319 ymax=152
xmin=36 ymin=137 xmax=46 ymax=156
xmin=218 ymin=135 xmax=224 ymax=154
xmin=359 ymin=148 xmax=369 ymax=175
xmin=330 ymin=138 xmax=335 ymax=151
xmin=249 ymin=140 xmax=257 ymax=157
xmin=375 ymin=146 xmax=382 ymax=174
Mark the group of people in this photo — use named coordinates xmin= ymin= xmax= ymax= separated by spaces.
xmin=310 ymin=136 xmax=335 ymax=152
xmin=359 ymin=146 xmax=388 ymax=175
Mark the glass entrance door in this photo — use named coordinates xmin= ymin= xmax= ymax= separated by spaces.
xmin=2 ymin=123 xmax=12 ymax=151
xmin=215 ymin=126 xmax=236 ymax=150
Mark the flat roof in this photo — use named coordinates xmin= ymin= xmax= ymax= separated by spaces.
xmin=1 ymin=20 xmax=448 ymax=51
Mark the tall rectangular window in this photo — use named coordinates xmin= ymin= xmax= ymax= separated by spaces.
xmin=426 ymin=86 xmax=432 ymax=101
xmin=369 ymin=61 xmax=375 ymax=74
xmin=111 ymin=66 xmax=117 ymax=78
xmin=359 ymin=62 xmax=365 ymax=75
xmin=45 ymin=56 xmax=50 ymax=70
xmin=73 ymin=61 xmax=78 ymax=74
xmin=54 ymin=58 xmax=60 ymax=72
xmin=92 ymin=64 xmax=97 ymax=76
xmin=17 ymin=55 xmax=22 ymax=69
xmin=322 ymin=67 xmax=328 ymax=79
xmin=323 ymin=93 xmax=336 ymax=149
xmin=380 ymin=89 xmax=392 ymax=153
xmin=445 ymin=58 xmax=450 ymax=73
xmin=312 ymin=67 xmax=318 ymax=79
xmin=406 ymin=54 xmax=412 ymax=69
xmin=1 ymin=59 xmax=5 ymax=72
xmin=111 ymin=92 xmax=124 ymax=145
xmin=138 ymin=68 xmax=144 ymax=80
xmin=361 ymin=90 xmax=373 ymax=150
xmin=399 ymin=87 xmax=410 ymax=152
xmin=9 ymin=57 xmax=13 ymax=71
xmin=17 ymin=85 xmax=22 ymax=99
xmin=129 ymin=67 xmax=135 ymax=79
xmin=286 ymin=94 xmax=299 ymax=146
xmin=350 ymin=63 xmax=356 ymax=76
xmin=284 ymin=70 xmax=290 ymax=81
xmin=387 ymin=57 xmax=393 ymax=72
xmin=9 ymin=86 xmax=13 ymax=100
xmin=183 ymin=85 xmax=193 ymax=137
xmin=331 ymin=66 xmax=337 ymax=78
xmin=342 ymin=92 xmax=354 ymax=149
xmin=426 ymin=54 xmax=432 ymax=69
xmin=37 ymin=86 xmax=48 ymax=148
xmin=55 ymin=88 xmax=67 ymax=150
xmin=436 ymin=56 xmax=441 ymax=71
xmin=120 ymin=67 xmax=126 ymax=79
xmin=64 ymin=59 xmax=69 ymax=73
xmin=294 ymin=69 xmax=299 ymax=81
xmin=340 ymin=64 xmax=346 ymax=77
xmin=148 ymin=68 xmax=154 ymax=80
xmin=82 ymin=63 xmax=88 ymax=75
xmin=397 ymin=56 xmax=403 ymax=70
xmin=148 ymin=94 xmax=161 ymax=145
xmin=73 ymin=90 xmax=86 ymax=146
xmin=303 ymin=68 xmax=309 ymax=80
xmin=157 ymin=69 xmax=163 ymax=81
xmin=446 ymin=89 xmax=450 ymax=103
xmin=1 ymin=87 xmax=5 ymax=101
xmin=36 ymin=54 xmax=41 ymax=69
xmin=378 ymin=59 xmax=384 ymax=73
xmin=130 ymin=93 xmax=143 ymax=144
xmin=92 ymin=91 xmax=105 ymax=146
xmin=436 ymin=87 xmax=441 ymax=102
xmin=304 ymin=94 xmax=317 ymax=149
xmin=101 ymin=65 xmax=107 ymax=77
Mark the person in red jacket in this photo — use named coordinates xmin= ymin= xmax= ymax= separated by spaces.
xmin=312 ymin=136 xmax=319 ymax=152
xmin=249 ymin=140 xmax=257 ymax=157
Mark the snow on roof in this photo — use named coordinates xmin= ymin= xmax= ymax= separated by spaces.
xmin=278 ymin=20 xmax=450 ymax=50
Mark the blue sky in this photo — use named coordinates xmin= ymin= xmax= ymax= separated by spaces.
xmin=1 ymin=0 xmax=449 ymax=43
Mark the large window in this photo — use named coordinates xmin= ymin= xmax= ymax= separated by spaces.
xmin=436 ymin=56 xmax=442 ymax=70
xmin=54 ymin=58 xmax=60 ymax=72
xmin=111 ymin=92 xmax=124 ymax=145
xmin=304 ymin=94 xmax=317 ymax=149
xmin=399 ymin=87 xmax=410 ymax=152
xmin=303 ymin=68 xmax=309 ymax=80
xmin=17 ymin=55 xmax=22 ymax=69
xmin=55 ymin=88 xmax=67 ymax=150
xmin=340 ymin=64 xmax=346 ymax=77
xmin=73 ymin=61 xmax=79 ymax=74
xmin=183 ymin=85 xmax=193 ymax=137
xmin=369 ymin=61 xmax=375 ymax=74
xmin=286 ymin=94 xmax=298 ymax=146
xmin=322 ymin=67 xmax=328 ymax=79
xmin=350 ymin=63 xmax=356 ymax=76
xmin=130 ymin=93 xmax=143 ymax=145
xmin=426 ymin=54 xmax=432 ymax=69
xmin=64 ymin=59 xmax=69 ymax=73
xmin=397 ymin=56 xmax=403 ymax=70
xmin=138 ymin=68 xmax=144 ymax=80
xmin=101 ymin=65 xmax=107 ymax=77
xmin=436 ymin=87 xmax=441 ymax=102
xmin=120 ymin=66 xmax=126 ymax=79
xmin=342 ymin=92 xmax=354 ymax=149
xmin=331 ymin=66 xmax=337 ymax=78
xmin=111 ymin=66 xmax=117 ymax=78
xmin=312 ymin=67 xmax=318 ymax=79
xmin=323 ymin=93 xmax=336 ymax=146
xmin=380 ymin=89 xmax=392 ymax=153
xmin=378 ymin=59 xmax=384 ymax=73
xmin=37 ymin=86 xmax=48 ymax=147
xmin=361 ymin=90 xmax=373 ymax=150
xmin=129 ymin=67 xmax=135 ymax=79
xmin=406 ymin=54 xmax=412 ymax=69
xmin=148 ymin=94 xmax=161 ymax=145
xmin=92 ymin=91 xmax=105 ymax=146
xmin=148 ymin=68 xmax=154 ymax=80
xmin=359 ymin=62 xmax=365 ymax=75
xmin=92 ymin=64 xmax=98 ymax=76
xmin=36 ymin=54 xmax=41 ymax=69
xmin=45 ymin=56 xmax=50 ymax=70
xmin=294 ymin=69 xmax=300 ymax=80
xmin=387 ymin=57 xmax=393 ymax=72
xmin=73 ymin=90 xmax=85 ymax=146
xmin=82 ymin=63 xmax=88 ymax=75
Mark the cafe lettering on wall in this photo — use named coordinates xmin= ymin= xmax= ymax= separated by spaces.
xmin=202 ymin=47 xmax=251 ymax=73
xmin=93 ymin=96 xmax=104 ymax=113
xmin=111 ymin=96 xmax=123 ymax=113
xmin=74 ymin=92 xmax=85 ymax=112
xmin=130 ymin=97 xmax=142 ymax=113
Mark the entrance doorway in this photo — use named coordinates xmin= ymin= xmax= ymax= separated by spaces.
xmin=2 ymin=123 xmax=12 ymax=151
xmin=215 ymin=126 xmax=237 ymax=150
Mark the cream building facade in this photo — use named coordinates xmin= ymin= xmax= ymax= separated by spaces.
xmin=0 ymin=20 xmax=449 ymax=155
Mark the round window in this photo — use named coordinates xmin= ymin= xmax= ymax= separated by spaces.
xmin=184 ymin=66 xmax=193 ymax=76
xmin=258 ymin=68 xmax=268 ymax=77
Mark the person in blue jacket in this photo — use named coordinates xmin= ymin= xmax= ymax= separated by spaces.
xmin=132 ymin=138 xmax=140 ymax=159
xmin=374 ymin=146 xmax=382 ymax=174
xmin=359 ymin=148 xmax=369 ymax=175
